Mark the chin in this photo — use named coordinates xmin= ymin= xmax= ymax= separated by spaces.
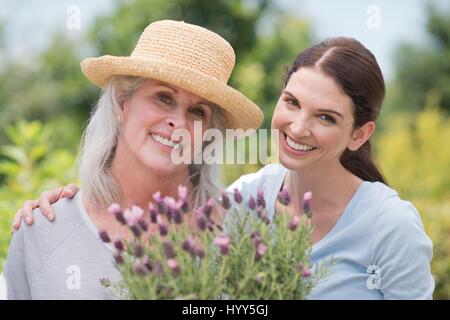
xmin=278 ymin=154 xmax=313 ymax=171
xmin=140 ymin=154 xmax=181 ymax=176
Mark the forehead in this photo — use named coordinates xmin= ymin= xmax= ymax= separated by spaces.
xmin=285 ymin=68 xmax=353 ymax=113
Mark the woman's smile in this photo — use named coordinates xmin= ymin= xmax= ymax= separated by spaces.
xmin=281 ymin=131 xmax=318 ymax=157
xmin=149 ymin=132 xmax=182 ymax=151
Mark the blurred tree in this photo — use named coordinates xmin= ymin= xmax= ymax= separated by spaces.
xmin=391 ymin=4 xmax=450 ymax=114
xmin=0 ymin=0 xmax=312 ymax=143
xmin=0 ymin=120 xmax=77 ymax=269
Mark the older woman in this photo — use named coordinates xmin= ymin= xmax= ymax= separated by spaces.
xmin=4 ymin=20 xmax=262 ymax=299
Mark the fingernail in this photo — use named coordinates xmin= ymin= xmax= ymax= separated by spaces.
xmin=48 ymin=214 xmax=54 ymax=220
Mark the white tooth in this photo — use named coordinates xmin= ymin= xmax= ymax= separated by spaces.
xmin=151 ymin=134 xmax=178 ymax=148
xmin=286 ymin=136 xmax=315 ymax=151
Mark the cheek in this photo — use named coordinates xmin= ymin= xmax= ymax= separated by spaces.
xmin=313 ymin=126 xmax=351 ymax=150
xmin=271 ymin=104 xmax=289 ymax=129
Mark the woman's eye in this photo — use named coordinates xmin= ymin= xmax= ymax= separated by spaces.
xmin=284 ymin=98 xmax=298 ymax=106
xmin=157 ymin=93 xmax=173 ymax=104
xmin=190 ymin=108 xmax=205 ymax=118
xmin=319 ymin=114 xmax=336 ymax=123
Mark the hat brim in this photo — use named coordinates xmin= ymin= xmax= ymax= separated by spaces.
xmin=80 ymin=56 xmax=264 ymax=131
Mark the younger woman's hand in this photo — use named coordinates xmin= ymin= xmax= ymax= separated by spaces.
xmin=12 ymin=183 xmax=80 ymax=232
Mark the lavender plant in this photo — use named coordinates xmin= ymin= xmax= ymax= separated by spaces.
xmin=99 ymin=186 xmax=330 ymax=299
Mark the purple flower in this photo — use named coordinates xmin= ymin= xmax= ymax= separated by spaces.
xmin=256 ymin=207 xmax=270 ymax=224
xmin=114 ymin=252 xmax=124 ymax=265
xmin=158 ymin=223 xmax=168 ymax=236
xmin=178 ymin=185 xmax=190 ymax=213
xmin=164 ymin=196 xmax=178 ymax=222
xmin=181 ymin=236 xmax=195 ymax=254
xmin=247 ymin=196 xmax=256 ymax=210
xmin=203 ymin=197 xmax=214 ymax=218
xmin=303 ymin=267 xmax=312 ymax=278
xmin=277 ymin=187 xmax=291 ymax=206
xmin=194 ymin=244 xmax=205 ymax=259
xmin=162 ymin=240 xmax=176 ymax=259
xmin=133 ymin=260 xmax=148 ymax=276
xmin=153 ymin=192 xmax=167 ymax=214
xmin=172 ymin=209 xmax=183 ymax=224
xmin=195 ymin=210 xmax=207 ymax=231
xmin=107 ymin=203 xmax=121 ymax=215
xmin=250 ymin=231 xmax=262 ymax=248
xmin=214 ymin=234 xmax=231 ymax=255
xmin=297 ymin=262 xmax=311 ymax=277
xmin=302 ymin=191 xmax=312 ymax=218
xmin=137 ymin=218 xmax=148 ymax=232
xmin=288 ymin=215 xmax=300 ymax=231
xmin=220 ymin=192 xmax=231 ymax=210
xmin=256 ymin=190 xmax=266 ymax=209
xmin=124 ymin=206 xmax=144 ymax=227
xmin=180 ymin=200 xmax=189 ymax=214
xmin=167 ymin=258 xmax=180 ymax=276
xmin=178 ymin=185 xmax=188 ymax=200
xmin=142 ymin=255 xmax=153 ymax=272
xmin=108 ymin=203 xmax=126 ymax=225
xmin=99 ymin=230 xmax=110 ymax=243
xmin=113 ymin=237 xmax=124 ymax=252
xmin=207 ymin=220 xmax=215 ymax=232
xmin=130 ymin=225 xmax=142 ymax=238
xmin=233 ymin=188 xmax=243 ymax=204
xmin=148 ymin=203 xmax=158 ymax=223
xmin=255 ymin=243 xmax=267 ymax=262
xmin=134 ymin=243 xmax=144 ymax=258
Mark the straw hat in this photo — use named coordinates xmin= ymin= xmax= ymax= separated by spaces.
xmin=81 ymin=20 xmax=263 ymax=130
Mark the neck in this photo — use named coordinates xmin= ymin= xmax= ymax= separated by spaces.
xmin=109 ymin=142 xmax=192 ymax=210
xmin=287 ymin=160 xmax=363 ymax=213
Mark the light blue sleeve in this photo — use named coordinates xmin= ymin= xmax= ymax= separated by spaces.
xmin=4 ymin=228 xmax=32 ymax=299
xmin=371 ymin=197 xmax=435 ymax=299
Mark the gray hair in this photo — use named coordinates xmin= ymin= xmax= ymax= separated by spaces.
xmin=77 ymin=75 xmax=228 ymax=209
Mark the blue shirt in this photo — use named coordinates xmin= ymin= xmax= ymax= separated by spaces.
xmin=227 ymin=164 xmax=435 ymax=299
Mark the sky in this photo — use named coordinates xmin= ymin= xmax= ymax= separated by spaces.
xmin=0 ymin=0 xmax=448 ymax=81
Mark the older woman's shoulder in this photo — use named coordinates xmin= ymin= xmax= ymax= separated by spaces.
xmin=18 ymin=195 xmax=84 ymax=247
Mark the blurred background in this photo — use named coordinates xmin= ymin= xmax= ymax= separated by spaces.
xmin=0 ymin=0 xmax=449 ymax=299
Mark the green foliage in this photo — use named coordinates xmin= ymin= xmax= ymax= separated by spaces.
xmin=376 ymin=106 xmax=450 ymax=299
xmin=0 ymin=120 xmax=77 ymax=269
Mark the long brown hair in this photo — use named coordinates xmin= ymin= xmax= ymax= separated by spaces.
xmin=284 ymin=37 xmax=387 ymax=184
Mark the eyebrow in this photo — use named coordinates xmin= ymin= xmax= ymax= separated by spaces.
xmin=283 ymin=90 xmax=344 ymax=119
xmin=154 ymin=82 xmax=213 ymax=110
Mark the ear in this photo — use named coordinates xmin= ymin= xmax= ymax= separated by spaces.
xmin=118 ymin=93 xmax=132 ymax=123
xmin=347 ymin=121 xmax=376 ymax=151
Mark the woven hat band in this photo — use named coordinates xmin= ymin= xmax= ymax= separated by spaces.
xmin=131 ymin=20 xmax=235 ymax=83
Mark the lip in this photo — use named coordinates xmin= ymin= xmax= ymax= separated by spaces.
xmin=281 ymin=132 xmax=317 ymax=156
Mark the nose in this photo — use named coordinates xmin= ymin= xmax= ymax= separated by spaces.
xmin=167 ymin=108 xmax=188 ymax=129
xmin=290 ymin=114 xmax=311 ymax=138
